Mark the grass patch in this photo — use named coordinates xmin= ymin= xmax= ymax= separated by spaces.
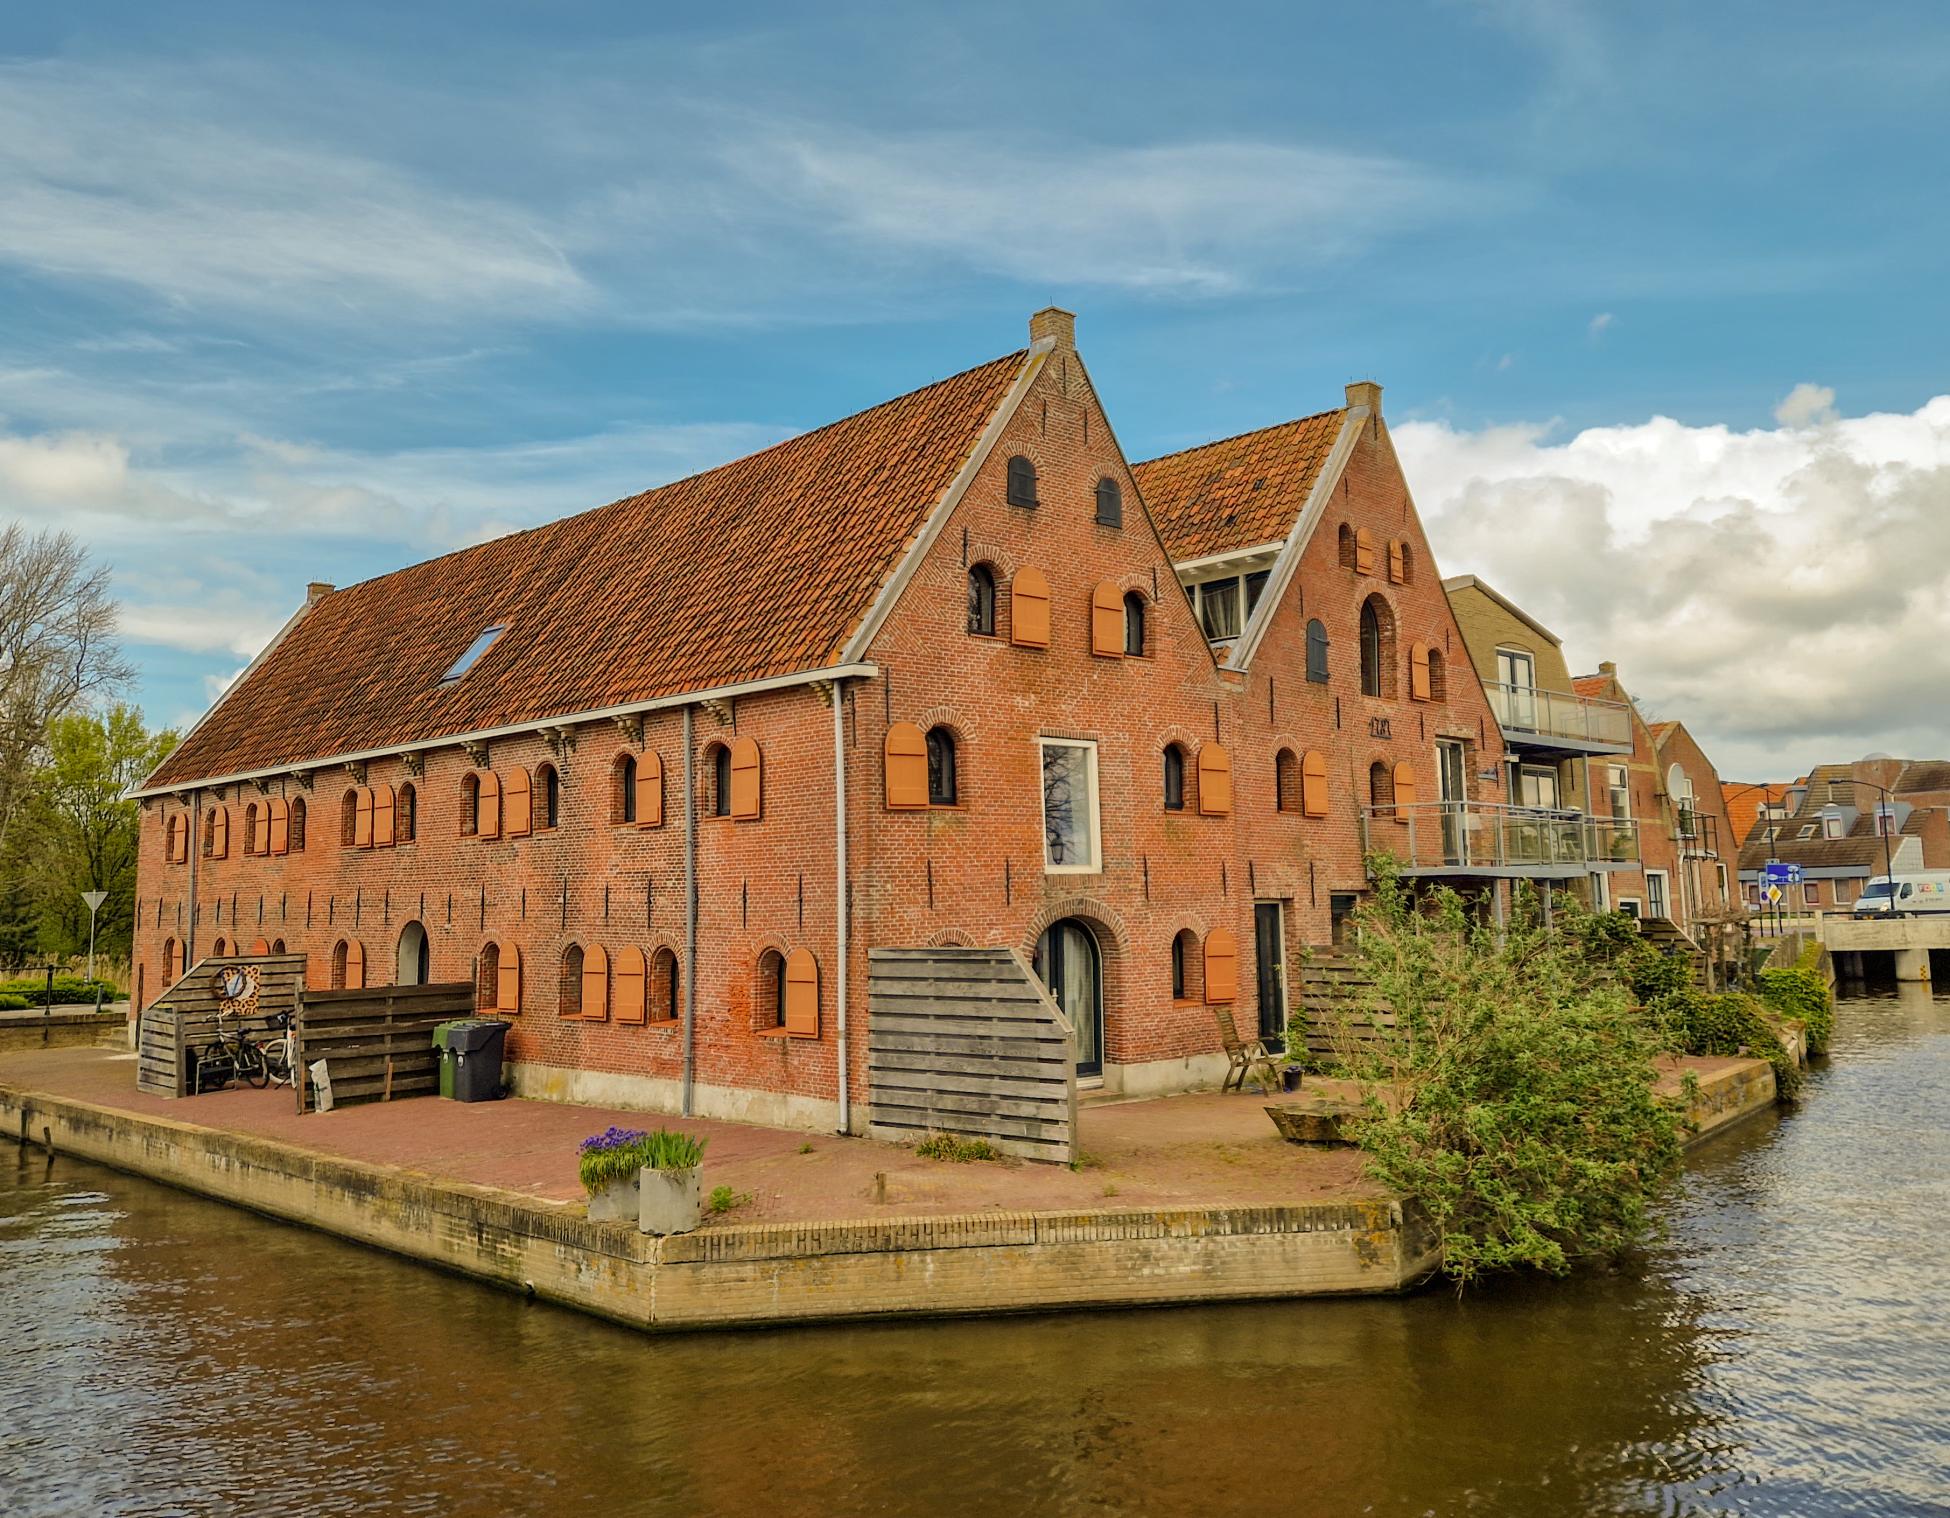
xmin=915 ymin=1132 xmax=998 ymax=1163
xmin=708 ymin=1184 xmax=753 ymax=1215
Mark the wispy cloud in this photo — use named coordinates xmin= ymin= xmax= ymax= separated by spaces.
xmin=1587 ymin=311 xmax=1614 ymax=340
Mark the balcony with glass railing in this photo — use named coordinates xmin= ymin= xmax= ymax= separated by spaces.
xmin=1361 ymin=801 xmax=1642 ymax=879
xmin=1484 ymin=681 xmax=1634 ymax=755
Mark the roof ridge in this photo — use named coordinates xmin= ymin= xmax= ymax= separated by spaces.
xmin=1133 ymin=405 xmax=1347 ymax=470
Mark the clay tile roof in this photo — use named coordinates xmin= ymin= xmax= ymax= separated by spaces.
xmin=1897 ymin=760 xmax=1950 ymax=793
xmin=1133 ymin=408 xmax=1347 ymax=563
xmin=146 ymin=350 xmax=1030 ymax=790
xmin=1722 ymin=782 xmax=1792 ymax=845
xmin=1649 ymin=720 xmax=1679 ymax=746
xmin=1571 ymin=674 xmax=1610 ymax=700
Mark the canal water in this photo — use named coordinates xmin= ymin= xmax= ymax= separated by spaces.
xmin=4 ymin=989 xmax=1947 ymax=1518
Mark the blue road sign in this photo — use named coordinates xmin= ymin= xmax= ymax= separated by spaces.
xmin=1762 ymin=862 xmax=1803 ymax=885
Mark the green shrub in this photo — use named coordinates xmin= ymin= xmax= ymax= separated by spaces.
xmin=1662 ymin=988 xmax=1802 ymax=1098
xmin=914 ymin=1132 xmax=998 ymax=1163
xmin=1323 ymin=868 xmax=1687 ymax=1287
xmin=1756 ymin=966 xmax=1834 ymax=1056
xmin=0 ymin=976 xmax=117 ymax=1005
xmin=0 ymin=993 xmax=28 ymax=1011
xmin=708 ymin=1184 xmax=752 ymax=1214
xmin=576 ymin=1126 xmax=707 ymax=1195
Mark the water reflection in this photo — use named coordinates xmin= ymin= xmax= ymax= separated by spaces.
xmin=3 ymin=990 xmax=1946 ymax=1517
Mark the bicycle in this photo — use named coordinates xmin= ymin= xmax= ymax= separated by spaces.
xmin=258 ymin=1009 xmax=295 ymax=1088
xmin=194 ymin=1007 xmax=269 ymax=1092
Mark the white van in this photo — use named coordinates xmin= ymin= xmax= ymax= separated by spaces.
xmin=1852 ymin=872 xmax=1950 ymax=916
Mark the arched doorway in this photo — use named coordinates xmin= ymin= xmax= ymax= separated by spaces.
xmin=396 ymin=921 xmax=431 ymax=986
xmin=1034 ymin=918 xmax=1104 ymax=1079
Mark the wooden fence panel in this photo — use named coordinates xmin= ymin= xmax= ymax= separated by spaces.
xmin=294 ymin=982 xmax=474 ymax=1112
xmin=866 ymin=947 xmax=1076 ymax=1164
xmin=135 ymin=954 xmax=307 ymax=1098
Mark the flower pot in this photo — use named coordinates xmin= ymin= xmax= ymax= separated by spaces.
xmin=638 ymin=1164 xmax=703 ymax=1236
xmin=586 ymin=1172 xmax=640 ymax=1223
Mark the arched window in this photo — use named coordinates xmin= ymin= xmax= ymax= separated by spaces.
xmin=1275 ymin=749 xmax=1300 ymax=812
xmin=289 ymin=797 xmax=307 ymax=852
xmin=1389 ymin=540 xmax=1414 ymax=585
xmin=615 ymin=753 xmax=639 ymax=824
xmin=542 ymin=764 xmax=561 ymax=829
xmin=1337 ymin=523 xmax=1357 ymax=569
xmin=1306 ymin=619 xmax=1330 ymax=683
xmin=926 ymin=726 xmax=958 ymax=806
xmin=711 ymin=745 xmax=732 ymax=818
xmin=460 ymin=773 xmax=481 ymax=837
xmin=212 ymin=936 xmax=229 ymax=958
xmin=1427 ymin=647 xmax=1446 ymax=703
xmin=1095 ymin=476 xmax=1122 ymax=527
xmin=162 ymin=936 xmax=181 ymax=984
xmin=202 ymin=809 xmax=220 ymax=858
xmin=757 ymin=948 xmax=787 ymax=1029
xmin=477 ymin=942 xmax=500 ymax=1011
xmin=651 ymin=947 xmax=680 ymax=1024
xmin=1359 ymin=596 xmax=1395 ymax=698
xmin=331 ymin=939 xmax=348 ymax=989
xmin=1006 ymin=454 xmax=1038 ymax=507
xmin=396 ymin=784 xmax=416 ymax=843
xmin=1369 ymin=760 xmax=1395 ymax=815
xmin=480 ymin=940 xmax=520 ymax=1013
xmin=341 ymin=790 xmax=360 ymax=847
xmin=967 ymin=563 xmax=997 ymax=636
xmin=271 ymin=938 xmax=286 ymax=955
xmin=1124 ymin=591 xmax=1146 ymax=656
xmin=560 ymin=943 xmax=585 ymax=1017
xmin=243 ymin=802 xmax=260 ymax=856
xmin=1163 ymin=744 xmax=1186 ymax=811
xmin=1170 ymin=928 xmax=1203 ymax=1002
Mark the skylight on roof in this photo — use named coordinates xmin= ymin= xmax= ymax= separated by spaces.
xmin=441 ymin=624 xmax=506 ymax=684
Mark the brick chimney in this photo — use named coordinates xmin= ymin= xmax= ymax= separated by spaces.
xmin=307 ymin=582 xmax=335 ymax=606
xmin=1029 ymin=306 xmax=1076 ymax=349
xmin=1599 ymin=660 xmax=1617 ymax=676
xmin=1345 ymin=380 xmax=1382 ymax=415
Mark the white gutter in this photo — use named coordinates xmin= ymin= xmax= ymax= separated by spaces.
xmin=832 ymin=679 xmax=851 ymax=1134
xmin=131 ymin=660 xmax=880 ymax=800
xmin=1171 ymin=541 xmax=1287 ymax=576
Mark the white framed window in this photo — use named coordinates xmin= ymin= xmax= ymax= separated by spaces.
xmin=1513 ymin=764 xmax=1560 ymax=809
xmin=1196 ymin=578 xmax=1241 ymax=640
xmin=1821 ymin=808 xmax=1845 ymax=840
xmin=1805 ymin=882 xmax=1821 ymax=906
xmin=1605 ymin=764 xmax=1632 ymax=821
xmin=1716 ymin=863 xmax=1729 ymax=898
xmin=1039 ymin=738 xmax=1102 ymax=873
xmin=1645 ymin=870 xmax=1670 ymax=919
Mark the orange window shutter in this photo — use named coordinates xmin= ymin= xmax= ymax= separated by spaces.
xmin=1393 ymin=761 xmax=1419 ymax=818
xmin=252 ymin=805 xmax=271 ymax=856
xmin=1011 ymin=567 xmax=1051 ymax=648
xmin=497 ymin=943 xmax=522 ymax=1013
xmin=581 ymin=943 xmax=610 ymax=1022
xmin=1302 ymin=750 xmax=1330 ymax=818
xmin=251 ymin=937 xmax=270 ymax=955
xmin=1089 ymin=580 xmax=1124 ymax=657
xmin=1410 ymin=644 xmax=1431 ymax=701
xmin=346 ymin=940 xmax=366 ymax=990
xmin=212 ymin=807 xmax=229 ymax=858
xmin=1388 ymin=541 xmax=1406 ymax=584
xmin=354 ymin=786 xmax=374 ymax=848
xmin=730 ymin=736 xmax=762 ymax=820
xmin=1203 ymin=928 xmax=1238 ymax=1005
xmin=783 ymin=948 xmax=819 ymax=1036
xmin=268 ymin=797 xmax=289 ymax=855
xmin=1356 ymin=528 xmax=1376 ymax=575
xmin=1197 ymin=743 xmax=1233 ymax=816
xmin=505 ymin=767 xmax=532 ymax=837
xmin=613 ymin=947 xmax=647 ymax=1025
xmin=636 ymin=753 xmax=664 ymax=828
xmin=479 ymin=771 xmax=503 ymax=839
xmin=883 ymin=721 xmax=928 ymax=809
xmin=372 ymin=784 xmax=396 ymax=848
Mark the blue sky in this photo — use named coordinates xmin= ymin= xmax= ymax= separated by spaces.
xmin=4 ymin=2 xmax=1948 ymax=779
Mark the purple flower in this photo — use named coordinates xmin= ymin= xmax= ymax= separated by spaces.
xmin=578 ymin=1125 xmax=647 ymax=1155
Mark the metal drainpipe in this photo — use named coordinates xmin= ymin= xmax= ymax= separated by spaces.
xmin=832 ymin=680 xmax=850 ymax=1135
xmin=681 ymin=703 xmax=697 ymax=1117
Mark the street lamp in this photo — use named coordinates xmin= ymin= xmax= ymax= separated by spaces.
xmin=1851 ymin=780 xmax=1903 ymax=917
xmin=80 ymin=889 xmax=107 ymax=985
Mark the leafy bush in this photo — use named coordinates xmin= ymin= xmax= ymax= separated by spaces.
xmin=1756 ymin=966 xmax=1833 ymax=1056
xmin=576 ymin=1126 xmax=707 ymax=1195
xmin=1322 ymin=868 xmax=1687 ymax=1287
xmin=914 ymin=1132 xmax=998 ymax=1163
xmin=0 ymin=993 xmax=28 ymax=1011
xmin=0 ymin=976 xmax=117 ymax=1005
xmin=708 ymin=1184 xmax=753 ymax=1214
xmin=1662 ymin=988 xmax=1802 ymax=1098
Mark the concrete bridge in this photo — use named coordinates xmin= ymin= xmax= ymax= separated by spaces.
xmin=1820 ymin=914 xmax=1950 ymax=981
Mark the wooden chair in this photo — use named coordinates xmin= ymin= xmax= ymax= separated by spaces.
xmin=1214 ymin=1008 xmax=1285 ymax=1094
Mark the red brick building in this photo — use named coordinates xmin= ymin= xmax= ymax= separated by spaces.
xmin=133 ymin=310 xmax=1510 ymax=1128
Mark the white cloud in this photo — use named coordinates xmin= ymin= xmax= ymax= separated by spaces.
xmin=1396 ymin=395 xmax=1950 ymax=778
xmin=1774 ymin=382 xmax=1838 ymax=428
xmin=1587 ymin=311 xmax=1614 ymax=340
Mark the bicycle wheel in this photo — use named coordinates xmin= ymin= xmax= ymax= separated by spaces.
xmin=237 ymin=1038 xmax=271 ymax=1090
xmin=261 ymin=1037 xmax=292 ymax=1086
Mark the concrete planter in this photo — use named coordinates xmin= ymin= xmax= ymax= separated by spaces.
xmin=586 ymin=1173 xmax=640 ymax=1223
xmin=638 ymin=1164 xmax=703 ymax=1235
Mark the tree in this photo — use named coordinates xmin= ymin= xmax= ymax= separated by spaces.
xmin=11 ymin=705 xmax=175 ymax=963
xmin=0 ymin=526 xmax=132 ymax=856
xmin=1320 ymin=866 xmax=1688 ymax=1287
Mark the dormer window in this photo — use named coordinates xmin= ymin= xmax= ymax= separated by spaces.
xmin=1006 ymin=455 xmax=1038 ymax=507
xmin=442 ymin=624 xmax=506 ymax=684
xmin=1095 ymin=477 xmax=1122 ymax=527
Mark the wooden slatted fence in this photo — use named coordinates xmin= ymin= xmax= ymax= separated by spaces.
xmin=295 ymin=982 xmax=475 ymax=1112
xmin=866 ymin=946 xmax=1077 ymax=1164
xmin=136 ymin=955 xmax=307 ymax=1098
